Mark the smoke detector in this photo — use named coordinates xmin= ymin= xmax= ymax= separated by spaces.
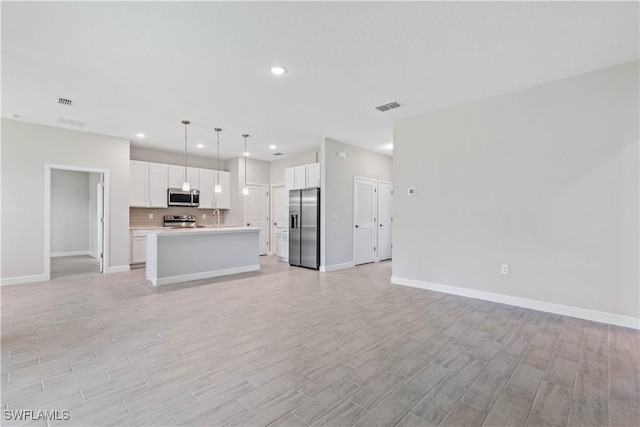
xmin=375 ymin=101 xmax=403 ymax=112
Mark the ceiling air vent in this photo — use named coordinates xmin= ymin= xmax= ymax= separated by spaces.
xmin=273 ymin=152 xmax=283 ymax=156
xmin=375 ymin=101 xmax=403 ymax=112
xmin=57 ymin=117 xmax=87 ymax=128
xmin=57 ymin=97 xmax=76 ymax=106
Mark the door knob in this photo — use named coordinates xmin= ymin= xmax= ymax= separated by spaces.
xmin=379 ymin=224 xmax=383 ymax=227
xmin=247 ymin=223 xmax=250 ymax=226
xmin=355 ymin=225 xmax=359 ymax=228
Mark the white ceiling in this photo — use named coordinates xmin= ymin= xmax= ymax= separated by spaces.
xmin=2 ymin=1 xmax=638 ymax=161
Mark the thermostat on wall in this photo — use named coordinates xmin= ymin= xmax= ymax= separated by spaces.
xmin=408 ymin=187 xmax=416 ymax=196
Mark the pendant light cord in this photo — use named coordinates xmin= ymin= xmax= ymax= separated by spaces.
xmin=182 ymin=120 xmax=190 ymax=183
xmin=243 ymin=134 xmax=248 ymax=187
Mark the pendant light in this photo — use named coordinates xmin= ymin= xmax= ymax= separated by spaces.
xmin=214 ymin=128 xmax=222 ymax=193
xmin=242 ymin=134 xmax=250 ymax=195
xmin=181 ymin=120 xmax=191 ymax=191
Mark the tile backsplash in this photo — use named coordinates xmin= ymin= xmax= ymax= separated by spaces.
xmin=130 ymin=207 xmax=226 ymax=227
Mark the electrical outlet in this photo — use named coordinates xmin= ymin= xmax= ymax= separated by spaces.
xmin=202 ymin=214 xmax=206 ymax=219
xmin=501 ymin=264 xmax=509 ymax=275
xmin=148 ymin=213 xmax=153 ymax=220
xmin=408 ymin=187 xmax=416 ymax=196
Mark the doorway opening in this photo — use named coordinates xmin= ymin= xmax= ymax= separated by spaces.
xmin=45 ymin=165 xmax=108 ymax=280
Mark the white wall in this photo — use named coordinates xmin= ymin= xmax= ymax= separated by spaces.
xmin=1 ymin=120 xmax=130 ymax=282
xmin=393 ymin=62 xmax=639 ymax=326
xmin=270 ymin=149 xmax=319 ymax=184
xmin=225 ymin=157 xmax=270 ymax=226
xmin=51 ymin=169 xmax=90 ymax=255
xmin=321 ymin=138 xmax=393 ymax=269
xmin=130 ymin=146 xmax=228 ymax=171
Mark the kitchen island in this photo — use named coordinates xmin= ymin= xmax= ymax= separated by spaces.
xmin=145 ymin=227 xmax=260 ymax=286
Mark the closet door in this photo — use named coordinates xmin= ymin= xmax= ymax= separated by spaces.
xmin=353 ymin=177 xmax=377 ymax=265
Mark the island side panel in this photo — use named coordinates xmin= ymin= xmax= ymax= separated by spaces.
xmin=154 ymin=230 xmax=260 ymax=285
xmin=145 ymin=232 xmax=159 ymax=284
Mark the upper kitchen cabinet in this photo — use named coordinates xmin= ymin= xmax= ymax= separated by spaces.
xmin=198 ymin=169 xmax=230 ymax=209
xmin=284 ymin=163 xmax=322 ymax=194
xmin=148 ymin=163 xmax=168 ymax=207
xmin=130 ymin=161 xmax=149 ymax=207
xmin=130 ymin=161 xmax=168 ymax=208
xmin=214 ymin=170 xmax=230 ymax=209
xmin=293 ymin=166 xmax=306 ymax=190
xmin=168 ymin=165 xmax=199 ymax=190
xmin=198 ymin=168 xmax=215 ymax=209
xmin=306 ymin=163 xmax=321 ymax=188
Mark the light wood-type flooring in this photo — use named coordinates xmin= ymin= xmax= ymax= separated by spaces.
xmin=2 ymin=256 xmax=639 ymax=426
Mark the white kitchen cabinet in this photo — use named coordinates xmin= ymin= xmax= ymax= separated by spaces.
xmin=168 ymin=165 xmax=199 ymax=190
xmin=148 ymin=163 xmax=168 ymax=207
xmin=214 ymin=170 xmax=230 ymax=209
xmin=306 ymin=163 xmax=321 ymax=188
xmin=130 ymin=230 xmax=147 ymax=264
xmin=276 ymin=231 xmax=289 ymax=262
xmin=293 ymin=166 xmax=306 ymax=190
xmin=198 ymin=168 xmax=215 ymax=209
xmin=130 ymin=161 xmax=168 ymax=207
xmin=284 ymin=168 xmax=295 ymax=208
xmin=130 ymin=161 xmax=149 ymax=207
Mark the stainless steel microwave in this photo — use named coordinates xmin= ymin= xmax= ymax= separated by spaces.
xmin=167 ymin=188 xmax=200 ymax=207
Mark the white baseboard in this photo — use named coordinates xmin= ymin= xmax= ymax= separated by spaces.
xmin=88 ymin=251 xmax=98 ymax=259
xmin=150 ymin=264 xmax=260 ymax=286
xmin=51 ymin=250 xmax=90 ymax=258
xmin=391 ymin=276 xmax=640 ymax=330
xmin=0 ymin=274 xmax=49 ymax=286
xmin=320 ymin=262 xmax=355 ymax=272
xmin=106 ymin=265 xmax=131 ymax=274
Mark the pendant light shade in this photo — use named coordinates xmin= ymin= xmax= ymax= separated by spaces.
xmin=181 ymin=120 xmax=191 ymax=191
xmin=242 ymin=134 xmax=250 ymax=196
xmin=214 ymin=128 xmax=222 ymax=193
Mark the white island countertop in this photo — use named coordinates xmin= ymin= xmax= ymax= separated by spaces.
xmin=147 ymin=226 xmax=259 ymax=236
xmin=145 ymin=226 xmax=260 ymax=286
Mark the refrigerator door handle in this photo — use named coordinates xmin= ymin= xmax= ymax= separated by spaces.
xmin=290 ymin=214 xmax=296 ymax=229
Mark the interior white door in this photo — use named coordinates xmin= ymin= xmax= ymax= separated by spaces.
xmin=377 ymin=181 xmax=393 ymax=261
xmin=97 ymin=177 xmax=105 ymax=273
xmin=354 ymin=177 xmax=377 ymax=265
xmin=271 ymin=185 xmax=287 ymax=254
xmin=245 ymin=184 xmax=270 ymax=255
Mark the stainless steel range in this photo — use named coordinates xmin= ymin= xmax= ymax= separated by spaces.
xmin=163 ymin=215 xmax=203 ymax=229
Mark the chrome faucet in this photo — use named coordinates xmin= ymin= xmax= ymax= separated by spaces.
xmin=212 ymin=208 xmax=221 ymax=229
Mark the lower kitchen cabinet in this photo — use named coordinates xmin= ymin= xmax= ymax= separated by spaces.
xmin=130 ymin=230 xmax=147 ymax=264
xmin=276 ymin=231 xmax=288 ymax=262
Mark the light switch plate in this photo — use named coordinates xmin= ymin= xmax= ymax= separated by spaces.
xmin=408 ymin=187 xmax=416 ymax=196
xmin=148 ymin=213 xmax=153 ymax=219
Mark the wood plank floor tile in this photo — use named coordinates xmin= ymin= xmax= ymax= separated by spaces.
xmin=3 ymin=256 xmax=639 ymax=427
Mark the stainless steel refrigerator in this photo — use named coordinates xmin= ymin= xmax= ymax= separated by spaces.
xmin=289 ymin=187 xmax=320 ymax=270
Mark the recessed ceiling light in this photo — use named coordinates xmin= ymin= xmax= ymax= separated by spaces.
xmin=196 ymin=143 xmax=204 ymax=149
xmin=244 ymin=152 xmax=250 ymax=156
xmin=269 ymin=145 xmax=276 ymax=150
xmin=8 ymin=114 xmax=22 ymax=119
xmin=136 ymin=133 xmax=146 ymax=138
xmin=270 ymin=66 xmax=287 ymax=75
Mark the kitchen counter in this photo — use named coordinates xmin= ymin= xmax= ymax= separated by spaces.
xmin=145 ymin=227 xmax=260 ymax=286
